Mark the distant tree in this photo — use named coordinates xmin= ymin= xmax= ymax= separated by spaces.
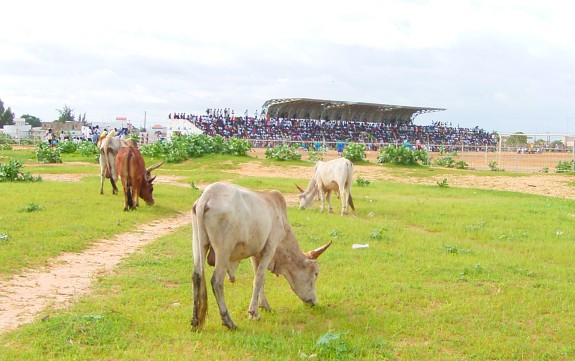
xmin=20 ymin=114 xmax=42 ymax=127
xmin=505 ymin=133 xmax=528 ymax=147
xmin=0 ymin=98 xmax=15 ymax=127
xmin=56 ymin=105 xmax=75 ymax=122
xmin=78 ymin=112 xmax=87 ymax=125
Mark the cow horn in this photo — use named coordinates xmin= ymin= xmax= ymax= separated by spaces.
xmin=146 ymin=161 xmax=164 ymax=173
xmin=304 ymin=241 xmax=332 ymax=259
xmin=295 ymin=183 xmax=305 ymax=193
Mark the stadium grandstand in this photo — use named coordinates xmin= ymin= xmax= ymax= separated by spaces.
xmin=167 ymin=98 xmax=497 ymax=150
xmin=262 ymin=98 xmax=445 ymax=124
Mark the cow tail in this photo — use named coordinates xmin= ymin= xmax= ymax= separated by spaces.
xmin=347 ymin=160 xmax=355 ymax=211
xmin=126 ymin=151 xmax=134 ymax=209
xmin=191 ymin=200 xmax=208 ymax=330
xmin=348 ymin=193 xmax=355 ymax=211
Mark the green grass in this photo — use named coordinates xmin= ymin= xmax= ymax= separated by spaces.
xmin=1 ymin=152 xmax=575 ymax=359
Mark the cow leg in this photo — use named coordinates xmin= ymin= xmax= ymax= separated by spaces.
xmin=319 ymin=191 xmax=326 ymax=212
xmin=122 ymin=184 xmax=130 ymax=211
xmin=248 ymin=247 xmax=275 ymax=320
xmin=131 ymin=185 xmax=139 ymax=210
xmin=250 ymin=257 xmax=271 ymax=311
xmin=227 ymin=260 xmax=239 ymax=283
xmin=325 ymin=191 xmax=334 ymax=213
xmin=99 ymin=154 xmax=106 ymax=195
xmin=340 ymin=187 xmax=348 ymax=215
xmin=211 ymin=262 xmax=237 ymax=330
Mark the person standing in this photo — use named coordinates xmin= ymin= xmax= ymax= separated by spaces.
xmin=336 ymin=139 xmax=344 ymax=156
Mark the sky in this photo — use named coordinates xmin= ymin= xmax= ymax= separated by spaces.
xmin=1 ymin=0 xmax=574 ymax=134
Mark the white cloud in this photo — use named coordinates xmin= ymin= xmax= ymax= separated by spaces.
xmin=1 ymin=0 xmax=575 ymax=132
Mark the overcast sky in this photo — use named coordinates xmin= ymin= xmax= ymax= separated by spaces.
xmin=1 ymin=0 xmax=574 ymax=134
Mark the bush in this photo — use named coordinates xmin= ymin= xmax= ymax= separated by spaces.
xmin=343 ymin=142 xmax=366 ymax=162
xmin=308 ymin=146 xmax=327 ymax=162
xmin=377 ymin=144 xmax=428 ymax=165
xmin=556 ymin=160 xmax=574 ymax=173
xmin=265 ymin=144 xmax=301 ymax=161
xmin=356 ymin=176 xmax=371 ymax=187
xmin=35 ymin=143 xmax=62 ymax=163
xmin=0 ymin=160 xmax=42 ymax=182
xmin=77 ymin=141 xmax=99 ymax=156
xmin=139 ymin=134 xmax=252 ymax=162
xmin=433 ymin=147 xmax=467 ymax=169
xmin=226 ymin=137 xmax=252 ymax=156
xmin=57 ymin=141 xmax=78 ymax=154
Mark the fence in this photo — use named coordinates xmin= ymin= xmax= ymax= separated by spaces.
xmin=3 ymin=132 xmax=573 ymax=173
xmin=248 ymin=134 xmax=575 ymax=173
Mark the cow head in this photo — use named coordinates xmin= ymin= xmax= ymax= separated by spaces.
xmin=140 ymin=161 xmax=164 ymax=205
xmin=296 ymin=182 xmax=317 ymax=210
xmin=281 ymin=241 xmax=332 ymax=306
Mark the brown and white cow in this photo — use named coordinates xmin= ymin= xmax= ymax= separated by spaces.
xmin=191 ymin=182 xmax=331 ymax=330
xmin=296 ymin=157 xmax=355 ymax=215
xmin=99 ymin=131 xmax=138 ymax=195
xmin=115 ymin=146 xmax=163 ymax=211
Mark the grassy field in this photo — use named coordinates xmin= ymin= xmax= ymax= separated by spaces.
xmin=1 ymin=151 xmax=575 ymax=360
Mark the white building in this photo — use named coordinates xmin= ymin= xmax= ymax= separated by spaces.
xmin=2 ymin=118 xmax=32 ymax=139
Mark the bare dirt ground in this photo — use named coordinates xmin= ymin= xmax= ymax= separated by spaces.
xmin=2 ymin=151 xmax=574 ymax=334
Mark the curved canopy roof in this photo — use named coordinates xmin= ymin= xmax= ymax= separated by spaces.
xmin=262 ymin=98 xmax=445 ymax=124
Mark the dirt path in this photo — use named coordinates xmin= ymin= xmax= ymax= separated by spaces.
xmin=2 ymin=157 xmax=574 ymax=334
xmin=0 ymin=213 xmax=189 ymax=333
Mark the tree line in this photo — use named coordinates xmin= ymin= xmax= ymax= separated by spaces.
xmin=0 ymin=98 xmax=86 ymax=128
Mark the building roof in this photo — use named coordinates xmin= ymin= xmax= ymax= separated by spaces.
xmin=262 ymin=98 xmax=445 ymax=124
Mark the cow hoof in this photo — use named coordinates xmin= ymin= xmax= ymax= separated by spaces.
xmin=222 ymin=320 xmax=238 ymax=330
xmin=248 ymin=311 xmax=261 ymax=320
xmin=190 ymin=318 xmax=204 ymax=331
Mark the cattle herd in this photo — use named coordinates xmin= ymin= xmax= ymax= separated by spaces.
xmin=98 ymin=134 xmax=355 ymax=330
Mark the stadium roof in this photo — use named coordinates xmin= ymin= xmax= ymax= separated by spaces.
xmin=262 ymin=98 xmax=445 ymax=124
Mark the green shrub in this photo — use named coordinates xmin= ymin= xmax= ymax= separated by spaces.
xmin=34 ymin=143 xmax=62 ymax=163
xmin=356 ymin=176 xmax=371 ymax=187
xmin=454 ymin=160 xmax=469 ymax=169
xmin=265 ymin=144 xmax=302 ymax=161
xmin=0 ymin=133 xmax=15 ymax=145
xmin=308 ymin=146 xmax=327 ymax=162
xmin=556 ymin=160 xmax=574 ymax=173
xmin=433 ymin=147 xmax=468 ymax=169
xmin=489 ymin=160 xmax=504 ymax=172
xmin=57 ymin=141 xmax=78 ymax=154
xmin=343 ymin=142 xmax=366 ymax=162
xmin=0 ymin=160 xmax=42 ymax=182
xmin=226 ymin=137 xmax=252 ymax=156
xmin=77 ymin=141 xmax=99 ymax=157
xmin=377 ymin=144 xmax=428 ymax=165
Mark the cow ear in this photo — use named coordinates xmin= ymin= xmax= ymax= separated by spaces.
xmin=148 ymin=175 xmax=157 ymax=183
xmin=295 ymin=183 xmax=304 ymax=193
xmin=304 ymin=241 xmax=332 ymax=259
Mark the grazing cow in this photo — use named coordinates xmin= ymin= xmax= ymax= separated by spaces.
xmin=115 ymin=146 xmax=163 ymax=211
xmin=296 ymin=157 xmax=355 ymax=215
xmin=191 ymin=182 xmax=331 ymax=330
xmin=99 ymin=131 xmax=138 ymax=195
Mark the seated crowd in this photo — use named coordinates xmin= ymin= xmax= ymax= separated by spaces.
xmin=169 ymin=111 xmax=497 ymax=150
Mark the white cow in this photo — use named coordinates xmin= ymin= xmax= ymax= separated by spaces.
xmin=191 ymin=182 xmax=331 ymax=330
xmin=296 ymin=157 xmax=355 ymax=215
xmin=98 ymin=131 xmax=137 ymax=195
